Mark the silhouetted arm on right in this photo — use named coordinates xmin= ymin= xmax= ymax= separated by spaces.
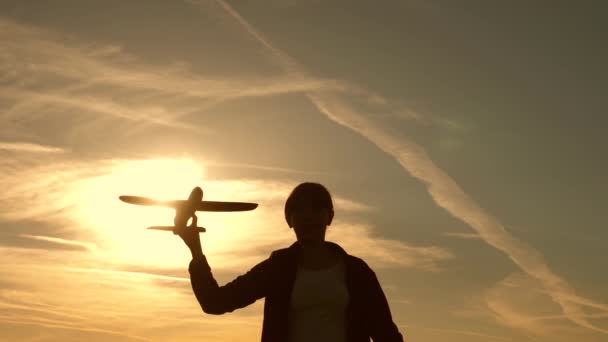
xmin=179 ymin=216 xmax=270 ymax=314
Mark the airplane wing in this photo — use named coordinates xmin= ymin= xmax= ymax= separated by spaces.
xmin=120 ymin=196 xmax=257 ymax=212
xmin=198 ymin=201 xmax=258 ymax=212
xmin=119 ymin=196 xmax=178 ymax=208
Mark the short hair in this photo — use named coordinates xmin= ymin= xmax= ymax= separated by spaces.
xmin=284 ymin=182 xmax=334 ymax=225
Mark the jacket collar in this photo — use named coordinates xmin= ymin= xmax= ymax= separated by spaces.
xmin=286 ymin=240 xmax=348 ymax=257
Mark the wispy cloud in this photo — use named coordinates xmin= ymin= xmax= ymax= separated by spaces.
xmin=442 ymin=232 xmax=483 ymax=239
xmin=0 ymin=246 xmax=266 ymax=341
xmin=308 ymin=72 xmax=608 ymax=337
xmin=0 ymin=142 xmax=65 ymax=153
xmin=1 ymin=87 xmax=197 ymax=131
xmin=0 ymin=317 xmax=152 ymax=342
xmin=399 ymin=323 xmax=517 ymax=341
xmin=3 ymin=5 xmax=605 ymax=340
xmin=328 ymin=223 xmax=452 ymax=271
xmin=190 ymin=179 xmax=450 ymax=271
xmin=0 ymin=16 xmax=345 ymax=130
xmin=204 ymin=160 xmax=326 ymax=175
xmin=0 ymin=147 xmax=441 ymax=273
xmin=1 ymin=15 xmax=359 ymax=159
xmin=0 ymin=154 xmax=105 ymax=222
xmin=206 ymin=0 xmax=608 ymax=335
xmin=333 ymin=197 xmax=375 ymax=213
xmin=1 ymin=10 xmax=454 ymax=342
xmin=483 ymin=272 xmax=608 ymax=341
xmin=18 ymin=234 xmax=97 ymax=252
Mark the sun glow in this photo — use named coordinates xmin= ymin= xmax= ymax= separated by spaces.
xmin=74 ymin=158 xmax=205 ymax=266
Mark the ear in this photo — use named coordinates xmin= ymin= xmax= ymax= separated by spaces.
xmin=327 ymin=210 xmax=334 ymax=226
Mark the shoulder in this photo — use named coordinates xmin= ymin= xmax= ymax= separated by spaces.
xmin=267 ymin=246 xmax=297 ymax=268
xmin=324 ymin=241 xmax=373 ymax=272
xmin=269 ymin=246 xmax=291 ymax=258
xmin=268 ymin=246 xmax=294 ymax=261
xmin=341 ymin=252 xmax=379 ymax=283
xmin=344 ymin=254 xmax=373 ymax=272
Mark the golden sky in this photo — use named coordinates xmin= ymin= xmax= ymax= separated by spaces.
xmin=1 ymin=1 xmax=607 ymax=341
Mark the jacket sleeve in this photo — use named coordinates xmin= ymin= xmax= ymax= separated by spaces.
xmin=364 ymin=265 xmax=405 ymax=342
xmin=188 ymin=253 xmax=272 ymax=315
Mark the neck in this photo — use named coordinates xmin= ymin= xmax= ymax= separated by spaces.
xmin=299 ymin=240 xmax=327 ymax=252
xmin=297 ymin=241 xmax=338 ymax=269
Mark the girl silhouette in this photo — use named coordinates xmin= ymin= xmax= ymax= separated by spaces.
xmin=179 ymin=182 xmax=404 ymax=342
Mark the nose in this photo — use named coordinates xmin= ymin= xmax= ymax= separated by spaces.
xmin=298 ymin=206 xmax=317 ymax=218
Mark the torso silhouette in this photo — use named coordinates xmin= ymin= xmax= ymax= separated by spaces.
xmin=188 ymin=241 xmax=404 ymax=342
xmin=288 ymin=256 xmax=348 ymax=342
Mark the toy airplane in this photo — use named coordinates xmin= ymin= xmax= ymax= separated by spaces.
xmin=119 ymin=186 xmax=258 ymax=234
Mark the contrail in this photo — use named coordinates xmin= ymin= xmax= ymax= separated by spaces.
xmin=201 ymin=0 xmax=608 ymax=333
xmin=309 ymin=94 xmax=608 ymax=333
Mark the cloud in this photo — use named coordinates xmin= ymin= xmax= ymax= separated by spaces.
xmin=0 ymin=153 xmax=105 ymax=222
xmin=1 ymin=86 xmax=197 ymax=131
xmin=442 ymin=232 xmax=483 ymax=239
xmin=0 ymin=320 xmax=152 ymax=342
xmin=0 ymin=148 xmax=441 ymax=273
xmin=0 ymin=148 xmax=450 ymax=342
xmin=204 ymin=160 xmax=326 ymax=176
xmin=485 ymin=273 xmax=564 ymax=337
xmin=0 ymin=15 xmax=356 ymax=153
xmin=0 ymin=17 xmax=343 ymax=98
xmin=6 ymin=6 xmax=605 ymax=339
xmin=483 ymin=273 xmax=608 ymax=341
xmin=198 ymin=179 xmax=375 ymax=212
xmin=333 ymin=197 xmax=375 ymax=212
xmin=308 ymin=85 xmax=608 ymax=336
xmin=0 ymin=12 xmax=453 ymax=341
xmin=191 ymin=179 xmax=450 ymax=271
xmin=179 ymin=180 xmax=449 ymax=274
xmin=399 ymin=324 xmax=517 ymax=341
xmin=207 ymin=0 xmax=608 ymax=335
xmin=18 ymin=234 xmax=97 ymax=252
xmin=328 ymin=223 xmax=452 ymax=271
xmin=0 ymin=142 xmax=65 ymax=153
xmin=0 ymin=246 xmax=264 ymax=341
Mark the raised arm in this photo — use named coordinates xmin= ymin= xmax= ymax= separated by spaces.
xmin=188 ymin=254 xmax=271 ymax=314
xmin=179 ymin=215 xmax=270 ymax=314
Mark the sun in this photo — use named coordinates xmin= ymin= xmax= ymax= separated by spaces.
xmin=73 ymin=158 xmax=205 ymax=266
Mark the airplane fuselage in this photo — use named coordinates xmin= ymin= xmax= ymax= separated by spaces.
xmin=174 ymin=187 xmax=203 ymax=229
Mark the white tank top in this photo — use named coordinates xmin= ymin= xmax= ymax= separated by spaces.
xmin=287 ymin=259 xmax=349 ymax=342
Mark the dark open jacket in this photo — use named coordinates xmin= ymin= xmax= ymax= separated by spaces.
xmin=188 ymin=241 xmax=404 ymax=342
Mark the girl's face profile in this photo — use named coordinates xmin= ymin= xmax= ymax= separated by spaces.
xmin=288 ymin=202 xmax=333 ymax=244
